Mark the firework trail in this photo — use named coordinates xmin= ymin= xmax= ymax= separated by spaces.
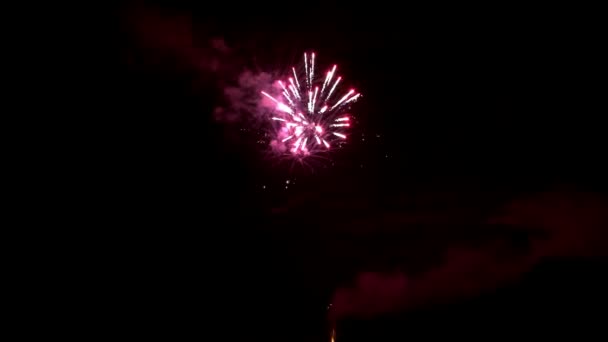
xmin=261 ymin=52 xmax=362 ymax=156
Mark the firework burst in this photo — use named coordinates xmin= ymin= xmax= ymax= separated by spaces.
xmin=261 ymin=52 xmax=361 ymax=156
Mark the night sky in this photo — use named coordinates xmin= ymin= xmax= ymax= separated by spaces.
xmin=100 ymin=2 xmax=607 ymax=340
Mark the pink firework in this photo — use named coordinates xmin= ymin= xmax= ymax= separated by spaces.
xmin=261 ymin=52 xmax=362 ymax=156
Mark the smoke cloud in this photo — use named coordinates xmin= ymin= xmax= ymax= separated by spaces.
xmin=126 ymin=5 xmax=227 ymax=73
xmin=330 ymin=190 xmax=608 ymax=320
xmin=126 ymin=5 xmax=279 ymax=127
xmin=213 ymin=70 xmax=278 ymax=124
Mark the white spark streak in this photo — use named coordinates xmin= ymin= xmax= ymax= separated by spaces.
xmin=304 ymin=53 xmax=308 ymax=86
xmin=291 ymin=69 xmax=301 ymax=96
xmin=326 ymin=76 xmax=341 ymax=101
xmin=323 ymin=65 xmax=336 ymax=95
xmin=310 ymin=52 xmax=315 ymax=87
xmin=343 ymin=93 xmax=361 ymax=105
xmin=331 ymin=89 xmax=355 ymax=110
xmin=288 ymin=83 xmax=299 ymax=99
xmin=321 ymin=71 xmax=331 ymax=94
xmin=277 ymin=102 xmax=294 ymax=114
xmin=261 ymin=91 xmax=278 ymax=103
xmin=282 ymin=91 xmax=294 ymax=106
xmin=279 ymin=81 xmax=294 ymax=105
xmin=293 ymin=137 xmax=303 ymax=151
xmin=308 ymin=91 xmax=313 ymax=113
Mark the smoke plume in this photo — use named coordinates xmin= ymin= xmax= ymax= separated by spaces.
xmin=330 ymin=190 xmax=608 ymax=320
xmin=126 ymin=5 xmax=229 ymax=73
xmin=126 ymin=4 xmax=279 ymax=126
xmin=213 ymin=70 xmax=278 ymax=124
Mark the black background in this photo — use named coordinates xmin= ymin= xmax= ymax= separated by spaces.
xmin=91 ymin=2 xmax=607 ymax=340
